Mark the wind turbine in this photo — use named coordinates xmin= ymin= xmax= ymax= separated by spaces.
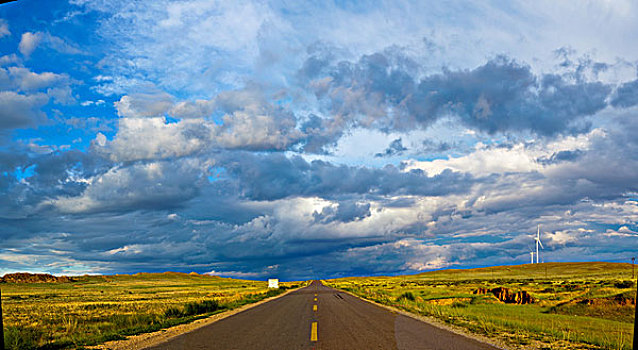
xmin=530 ymin=251 xmax=534 ymax=264
xmin=535 ymin=225 xmax=543 ymax=264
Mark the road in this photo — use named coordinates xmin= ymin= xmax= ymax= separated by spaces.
xmin=145 ymin=281 xmax=500 ymax=350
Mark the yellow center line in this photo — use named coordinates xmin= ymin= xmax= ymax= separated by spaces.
xmin=313 ymin=304 xmax=317 ymax=311
xmin=314 ymin=297 xmax=317 ymax=301
xmin=310 ymin=321 xmax=318 ymax=342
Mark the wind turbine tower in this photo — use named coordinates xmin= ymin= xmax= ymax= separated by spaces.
xmin=530 ymin=251 xmax=534 ymax=264
xmin=535 ymin=225 xmax=544 ymax=264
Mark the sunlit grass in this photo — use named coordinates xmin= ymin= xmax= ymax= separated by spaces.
xmin=1 ymin=272 xmax=302 ymax=350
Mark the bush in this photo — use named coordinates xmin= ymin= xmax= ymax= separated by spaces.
xmin=183 ymin=300 xmax=221 ymax=316
xmin=614 ymin=280 xmax=634 ymax=289
xmin=397 ymin=292 xmax=416 ymax=301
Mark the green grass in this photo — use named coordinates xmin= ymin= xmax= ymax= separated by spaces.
xmin=324 ymin=262 xmax=636 ymax=350
xmin=1 ymin=272 xmax=303 ymax=350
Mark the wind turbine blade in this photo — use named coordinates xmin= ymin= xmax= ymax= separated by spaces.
xmin=538 ymin=239 xmax=544 ymax=249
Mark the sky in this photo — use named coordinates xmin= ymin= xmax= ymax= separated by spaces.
xmin=0 ymin=0 xmax=637 ymax=281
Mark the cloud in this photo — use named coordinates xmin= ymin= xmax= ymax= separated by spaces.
xmin=537 ymin=149 xmax=584 ymax=165
xmin=220 ymin=152 xmax=474 ymax=201
xmin=18 ymin=31 xmax=84 ymax=58
xmin=93 ymin=117 xmax=210 ymax=162
xmin=6 ymin=67 xmax=69 ymax=91
xmin=404 ymin=142 xmax=542 ymax=176
xmin=0 ymin=66 xmax=75 ymax=129
xmin=206 ymin=269 xmax=261 ymax=278
xmin=207 ymin=87 xmax=304 ymax=151
xmin=375 ymin=138 xmax=407 ymax=157
xmin=19 ymin=32 xmax=42 ymax=57
xmin=94 ymin=111 xmax=302 ymax=163
xmin=304 ymin=53 xmax=612 ymax=138
xmin=97 ymin=86 xmax=307 ymax=161
xmin=115 ymin=91 xmax=174 ymax=118
xmin=610 ymin=79 xmax=638 ymax=108
xmin=0 ymin=19 xmax=10 ymax=38
xmin=169 ymin=99 xmax=215 ymax=119
xmin=49 ymin=158 xmax=207 ymax=214
xmin=0 ymin=91 xmax=48 ymax=129
xmin=313 ymin=201 xmax=371 ymax=223
xmin=604 ymin=226 xmax=638 ymax=237
xmin=72 ymin=0 xmax=280 ymax=94
xmin=214 ymin=109 xmax=302 ymax=151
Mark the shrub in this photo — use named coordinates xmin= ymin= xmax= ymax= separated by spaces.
xmin=397 ymin=292 xmax=416 ymax=301
xmin=183 ymin=300 xmax=221 ymax=316
xmin=614 ymin=280 xmax=634 ymax=289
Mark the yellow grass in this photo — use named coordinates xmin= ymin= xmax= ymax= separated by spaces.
xmin=1 ymin=272 xmax=303 ymax=349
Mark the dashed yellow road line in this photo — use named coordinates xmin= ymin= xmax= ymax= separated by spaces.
xmin=313 ymin=304 xmax=317 ymax=312
xmin=310 ymin=322 xmax=318 ymax=342
xmin=314 ymin=297 xmax=317 ymax=301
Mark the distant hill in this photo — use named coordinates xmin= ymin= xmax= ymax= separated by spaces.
xmin=0 ymin=272 xmax=75 ymax=283
xmin=0 ymin=271 xmax=229 ymax=284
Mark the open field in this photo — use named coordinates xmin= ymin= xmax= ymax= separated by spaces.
xmin=1 ymin=272 xmax=302 ymax=350
xmin=324 ymin=262 xmax=636 ymax=350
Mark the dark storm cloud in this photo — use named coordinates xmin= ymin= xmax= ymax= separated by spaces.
xmin=313 ymin=201 xmax=371 ymax=223
xmin=375 ymin=138 xmax=407 ymax=157
xmin=610 ymin=79 xmax=638 ymax=108
xmin=218 ymin=152 xmax=475 ymax=201
xmin=0 ymin=148 xmax=110 ymax=219
xmin=537 ymin=149 xmax=585 ymax=165
xmin=411 ymin=60 xmax=609 ymax=135
xmin=301 ymin=52 xmax=614 ymax=143
xmin=50 ymin=158 xmax=208 ymax=214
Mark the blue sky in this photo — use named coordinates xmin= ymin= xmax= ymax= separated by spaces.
xmin=1 ymin=0 xmax=637 ymax=280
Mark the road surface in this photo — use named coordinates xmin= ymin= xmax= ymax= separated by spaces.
xmin=145 ymin=281 xmax=500 ymax=350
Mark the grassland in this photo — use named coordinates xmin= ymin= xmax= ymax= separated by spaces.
xmin=1 ymin=272 xmax=303 ymax=350
xmin=324 ymin=262 xmax=636 ymax=350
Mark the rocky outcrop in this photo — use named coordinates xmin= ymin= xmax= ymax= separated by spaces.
xmin=0 ymin=272 xmax=75 ymax=283
xmin=473 ymin=286 xmax=534 ymax=304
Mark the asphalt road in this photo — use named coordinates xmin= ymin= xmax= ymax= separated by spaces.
xmin=145 ymin=281 xmax=500 ymax=350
